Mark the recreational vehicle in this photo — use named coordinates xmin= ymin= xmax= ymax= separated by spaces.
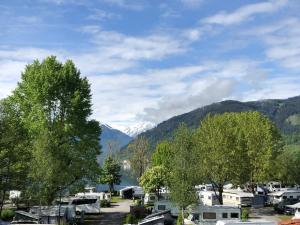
xmin=268 ymin=190 xmax=300 ymax=205
xmin=222 ymin=190 xmax=254 ymax=207
xmin=59 ymin=197 xmax=101 ymax=214
xmin=119 ymin=186 xmax=144 ymax=199
xmin=199 ymin=191 xmax=220 ymax=206
xmin=184 ymin=205 xmax=241 ymax=225
xmin=153 ymin=200 xmax=180 ymax=217
xmin=285 ymin=202 xmax=300 ymax=219
xmin=216 ymin=220 xmax=276 ymax=225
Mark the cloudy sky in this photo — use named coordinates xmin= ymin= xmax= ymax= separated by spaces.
xmin=1 ymin=0 xmax=300 ymax=132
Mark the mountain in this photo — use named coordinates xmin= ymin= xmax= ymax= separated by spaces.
xmin=98 ymin=124 xmax=133 ymax=164
xmin=126 ymin=95 xmax=300 ymax=152
xmin=124 ymin=122 xmax=155 ymax=137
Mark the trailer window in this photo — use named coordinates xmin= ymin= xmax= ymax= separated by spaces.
xmin=157 ymin=205 xmax=166 ymax=210
xmin=231 ymin=213 xmax=239 ymax=218
xmin=283 ymin=196 xmax=287 ymax=199
xmin=72 ymin=199 xmax=97 ymax=205
xmin=236 ymin=197 xmax=239 ymax=201
xmin=222 ymin=213 xmax=228 ymax=218
xmin=203 ymin=212 xmax=216 ymax=219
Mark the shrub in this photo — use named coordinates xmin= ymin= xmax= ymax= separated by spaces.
xmin=177 ymin=213 xmax=184 ymax=225
xmin=124 ymin=214 xmax=137 ymax=224
xmin=241 ymin=208 xmax=249 ymax=222
xmin=100 ymin=200 xmax=111 ymax=207
xmin=1 ymin=209 xmax=15 ymax=221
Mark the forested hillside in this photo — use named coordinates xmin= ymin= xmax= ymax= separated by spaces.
xmin=127 ymin=95 xmax=300 ymax=152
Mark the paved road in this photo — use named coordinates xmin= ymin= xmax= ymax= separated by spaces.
xmin=84 ymin=200 xmax=132 ymax=225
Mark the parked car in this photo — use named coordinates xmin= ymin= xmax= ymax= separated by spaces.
xmin=274 ymin=199 xmax=300 ymax=214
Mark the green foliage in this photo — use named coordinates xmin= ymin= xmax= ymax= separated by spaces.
xmin=127 ymin=136 xmax=150 ymax=179
xmin=1 ymin=209 xmax=15 ymax=221
xmin=195 ymin=112 xmax=282 ymax=203
xmin=176 ymin=212 xmax=184 ymax=225
xmin=100 ymin=199 xmax=111 ymax=207
xmin=0 ymin=99 xmax=31 ymax=211
xmin=169 ymin=124 xmax=199 ymax=209
xmin=99 ymin=156 xmax=122 ymax=193
xmin=139 ymin=166 xmax=167 ymax=197
xmin=275 ymin=145 xmax=300 ymax=184
xmin=10 ymin=56 xmax=101 ymax=204
xmin=124 ymin=214 xmax=138 ymax=224
xmin=241 ymin=208 xmax=249 ymax=222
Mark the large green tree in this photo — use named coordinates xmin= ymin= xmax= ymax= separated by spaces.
xmin=0 ymin=99 xmax=30 ymax=213
xmin=11 ymin=56 xmax=101 ymax=203
xmin=99 ymin=156 xmax=122 ymax=193
xmin=195 ymin=112 xmax=282 ymax=204
xmin=168 ymin=124 xmax=200 ymax=211
xmin=139 ymin=166 xmax=167 ymax=199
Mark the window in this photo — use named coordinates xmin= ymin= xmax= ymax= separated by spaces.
xmin=203 ymin=212 xmax=216 ymax=219
xmin=72 ymin=198 xmax=97 ymax=205
xmin=222 ymin=213 xmax=228 ymax=218
xmin=157 ymin=205 xmax=166 ymax=210
xmin=193 ymin=214 xmax=200 ymax=221
xmin=290 ymin=196 xmax=293 ymax=199
xmin=283 ymin=196 xmax=287 ymax=199
xmin=236 ymin=197 xmax=239 ymax=201
xmin=208 ymin=196 xmax=212 ymax=200
xmin=231 ymin=213 xmax=239 ymax=218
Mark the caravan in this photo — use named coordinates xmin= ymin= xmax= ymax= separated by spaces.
xmin=184 ymin=205 xmax=241 ymax=225
xmin=59 ymin=197 xmax=101 ymax=214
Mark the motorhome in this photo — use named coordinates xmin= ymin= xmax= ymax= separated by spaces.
xmin=222 ymin=190 xmax=254 ymax=207
xmin=199 ymin=191 xmax=220 ymax=206
xmin=75 ymin=191 xmax=111 ymax=202
xmin=184 ymin=205 xmax=241 ymax=225
xmin=59 ymin=197 xmax=101 ymax=214
xmin=267 ymin=182 xmax=285 ymax=192
xmin=268 ymin=190 xmax=300 ymax=205
xmin=119 ymin=186 xmax=144 ymax=199
xmin=153 ymin=200 xmax=180 ymax=217
xmin=195 ymin=184 xmax=216 ymax=192
xmin=216 ymin=220 xmax=276 ymax=225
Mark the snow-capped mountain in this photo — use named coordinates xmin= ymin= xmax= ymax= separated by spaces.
xmin=124 ymin=122 xmax=155 ymax=137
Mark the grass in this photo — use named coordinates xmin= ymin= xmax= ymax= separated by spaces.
xmin=276 ymin=215 xmax=293 ymax=221
xmin=111 ymin=196 xmax=126 ymax=203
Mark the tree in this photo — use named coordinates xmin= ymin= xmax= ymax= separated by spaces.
xmin=275 ymin=145 xmax=300 ymax=185
xmin=0 ymin=99 xmax=30 ymax=213
xmin=168 ymin=124 xmax=200 ymax=213
xmin=195 ymin=112 xmax=282 ymax=204
xmin=11 ymin=56 xmax=101 ymax=203
xmin=99 ymin=156 xmax=122 ymax=193
xmin=127 ymin=136 xmax=150 ymax=179
xmin=139 ymin=166 xmax=167 ymax=199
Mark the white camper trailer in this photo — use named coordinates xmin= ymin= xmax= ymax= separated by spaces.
xmin=59 ymin=197 xmax=101 ymax=214
xmin=286 ymin=202 xmax=300 ymax=219
xmin=222 ymin=190 xmax=254 ymax=207
xmin=153 ymin=200 xmax=180 ymax=217
xmin=216 ymin=220 xmax=276 ymax=225
xmin=184 ymin=205 xmax=241 ymax=225
xmin=199 ymin=191 xmax=220 ymax=206
xmin=268 ymin=190 xmax=300 ymax=205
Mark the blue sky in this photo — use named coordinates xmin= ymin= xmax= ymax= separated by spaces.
xmin=1 ymin=0 xmax=300 ymax=132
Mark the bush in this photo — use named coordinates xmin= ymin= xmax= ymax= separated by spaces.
xmin=241 ymin=208 xmax=249 ymax=222
xmin=100 ymin=199 xmax=111 ymax=207
xmin=1 ymin=209 xmax=15 ymax=221
xmin=177 ymin=213 xmax=184 ymax=225
xmin=124 ymin=214 xmax=138 ymax=224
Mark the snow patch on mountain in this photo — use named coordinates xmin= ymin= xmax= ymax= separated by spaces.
xmin=124 ymin=122 xmax=155 ymax=137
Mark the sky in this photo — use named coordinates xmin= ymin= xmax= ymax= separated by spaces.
xmin=1 ymin=0 xmax=300 ymax=132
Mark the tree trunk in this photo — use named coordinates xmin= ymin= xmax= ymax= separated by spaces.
xmin=218 ymin=185 xmax=223 ymax=205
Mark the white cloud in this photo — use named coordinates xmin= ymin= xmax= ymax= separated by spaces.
xmin=87 ymin=9 xmax=120 ymax=21
xmin=202 ymin=0 xmax=288 ymax=25
xmin=102 ymin=0 xmax=145 ymax=10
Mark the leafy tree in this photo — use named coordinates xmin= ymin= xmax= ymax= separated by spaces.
xmin=11 ymin=56 xmax=101 ymax=203
xmin=195 ymin=112 xmax=282 ymax=204
xmin=99 ymin=156 xmax=122 ymax=193
xmin=127 ymin=136 xmax=150 ymax=179
xmin=169 ymin=124 xmax=199 ymax=212
xmin=139 ymin=166 xmax=167 ymax=199
xmin=0 ymin=99 xmax=30 ymax=213
xmin=275 ymin=145 xmax=300 ymax=185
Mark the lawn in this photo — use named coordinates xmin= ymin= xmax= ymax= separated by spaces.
xmin=111 ymin=196 xmax=127 ymax=203
xmin=276 ymin=214 xmax=293 ymax=221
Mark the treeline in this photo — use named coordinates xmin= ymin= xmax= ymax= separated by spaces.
xmin=133 ymin=112 xmax=300 ymax=209
xmin=0 ymin=57 xmax=102 ymax=211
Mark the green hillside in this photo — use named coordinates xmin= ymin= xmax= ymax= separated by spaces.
xmin=125 ymin=95 xmax=300 ymax=152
